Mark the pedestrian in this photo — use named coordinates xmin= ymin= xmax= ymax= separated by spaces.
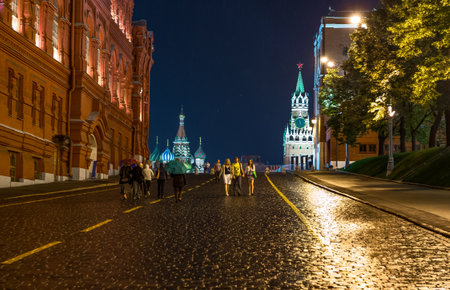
xmin=119 ymin=161 xmax=131 ymax=199
xmin=142 ymin=163 xmax=154 ymax=198
xmin=156 ymin=163 xmax=168 ymax=199
xmin=231 ymin=157 xmax=245 ymax=196
xmin=131 ymin=162 xmax=145 ymax=200
xmin=172 ymin=172 xmax=186 ymax=202
xmin=206 ymin=162 xmax=210 ymax=174
xmin=214 ymin=159 xmax=222 ymax=183
xmin=221 ymin=158 xmax=232 ymax=196
xmin=245 ymin=159 xmax=256 ymax=196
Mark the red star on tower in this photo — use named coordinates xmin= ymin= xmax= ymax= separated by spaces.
xmin=297 ymin=63 xmax=303 ymax=69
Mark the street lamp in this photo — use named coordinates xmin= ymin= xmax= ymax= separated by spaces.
xmin=350 ymin=15 xmax=361 ymax=24
xmin=387 ymin=105 xmax=396 ymax=175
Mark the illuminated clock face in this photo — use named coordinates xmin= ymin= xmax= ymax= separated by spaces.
xmin=294 ymin=117 xmax=306 ymax=129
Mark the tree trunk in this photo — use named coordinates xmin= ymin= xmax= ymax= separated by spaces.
xmin=411 ymin=130 xmax=417 ymax=151
xmin=378 ymin=132 xmax=387 ymax=156
xmin=429 ymin=110 xmax=443 ymax=147
xmin=400 ymin=115 xmax=406 ymax=152
xmin=446 ymin=109 xmax=450 ymax=147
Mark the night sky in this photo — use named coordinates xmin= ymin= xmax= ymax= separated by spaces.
xmin=132 ymin=0 xmax=380 ymax=164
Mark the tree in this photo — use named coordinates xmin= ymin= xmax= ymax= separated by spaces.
xmin=388 ymin=0 xmax=450 ymax=147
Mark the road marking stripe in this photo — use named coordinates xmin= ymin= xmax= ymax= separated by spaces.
xmin=195 ymin=186 xmax=200 ymax=188
xmin=3 ymin=183 xmax=118 ymax=200
xmin=0 ymin=189 xmax=110 ymax=209
xmin=2 ymin=241 xmax=62 ymax=265
xmin=123 ymin=206 xmax=142 ymax=213
xmin=149 ymin=199 xmax=162 ymax=204
xmin=187 ymin=188 xmax=193 ymax=191
xmin=80 ymin=219 xmax=113 ymax=232
xmin=265 ymin=174 xmax=322 ymax=243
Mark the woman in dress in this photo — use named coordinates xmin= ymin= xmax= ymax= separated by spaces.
xmin=246 ymin=159 xmax=256 ymax=196
xmin=221 ymin=158 xmax=232 ymax=196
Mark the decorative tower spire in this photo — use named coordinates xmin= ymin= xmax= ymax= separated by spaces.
xmin=156 ymin=136 xmax=159 ymax=145
xmin=166 ymin=139 xmax=169 ymax=147
xmin=294 ymin=63 xmax=305 ymax=96
xmin=176 ymin=106 xmax=187 ymax=139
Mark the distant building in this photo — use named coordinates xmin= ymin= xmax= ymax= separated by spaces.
xmin=172 ymin=107 xmax=192 ymax=163
xmin=283 ymin=64 xmax=314 ymax=170
xmin=0 ymin=0 xmax=154 ymax=187
xmin=149 ymin=136 xmax=161 ymax=167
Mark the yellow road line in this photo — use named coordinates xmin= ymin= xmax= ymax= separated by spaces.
xmin=195 ymin=186 xmax=200 ymax=188
xmin=149 ymin=199 xmax=162 ymax=204
xmin=0 ymin=188 xmax=111 ymax=209
xmin=123 ymin=206 xmax=142 ymax=213
xmin=2 ymin=241 xmax=62 ymax=265
xmin=187 ymin=188 xmax=193 ymax=191
xmin=265 ymin=174 xmax=322 ymax=243
xmin=80 ymin=219 xmax=113 ymax=232
xmin=4 ymin=183 xmax=118 ymax=200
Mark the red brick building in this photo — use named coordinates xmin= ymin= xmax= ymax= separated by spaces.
xmin=0 ymin=0 xmax=154 ymax=187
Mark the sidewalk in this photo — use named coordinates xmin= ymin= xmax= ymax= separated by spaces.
xmin=0 ymin=177 xmax=119 ymax=199
xmin=295 ymin=171 xmax=450 ymax=238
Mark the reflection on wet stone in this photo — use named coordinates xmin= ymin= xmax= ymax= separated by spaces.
xmin=0 ymin=174 xmax=448 ymax=288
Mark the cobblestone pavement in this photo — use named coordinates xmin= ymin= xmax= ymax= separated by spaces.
xmin=0 ymin=174 xmax=448 ymax=288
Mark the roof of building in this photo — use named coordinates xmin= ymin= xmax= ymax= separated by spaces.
xmin=194 ymin=137 xmax=206 ymax=159
xmin=176 ymin=106 xmax=187 ymax=140
xmin=161 ymin=147 xmax=174 ymax=162
xmin=294 ymin=64 xmax=305 ymax=97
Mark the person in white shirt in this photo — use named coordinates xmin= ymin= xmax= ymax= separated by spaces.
xmin=142 ymin=163 xmax=154 ymax=198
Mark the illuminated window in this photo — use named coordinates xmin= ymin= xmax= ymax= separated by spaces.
xmin=35 ymin=4 xmax=40 ymax=47
xmin=9 ymin=151 xmax=18 ymax=182
xmin=97 ymin=48 xmax=101 ymax=84
xmin=52 ymin=15 xmax=59 ymax=60
xmin=86 ymin=35 xmax=90 ymax=73
xmin=11 ymin=0 xmax=19 ymax=31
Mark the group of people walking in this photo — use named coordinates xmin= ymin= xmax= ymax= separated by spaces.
xmin=214 ymin=157 xmax=256 ymax=196
xmin=118 ymin=157 xmax=256 ymax=202
xmin=119 ymin=161 xmax=182 ymax=201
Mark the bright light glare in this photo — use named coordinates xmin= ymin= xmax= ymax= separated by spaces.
xmin=320 ymin=57 xmax=329 ymax=63
xmin=327 ymin=61 xmax=335 ymax=67
xmin=311 ymin=119 xmax=317 ymax=124
xmin=350 ymin=16 xmax=361 ymax=24
xmin=388 ymin=106 xmax=396 ymax=117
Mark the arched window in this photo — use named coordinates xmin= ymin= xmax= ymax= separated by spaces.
xmin=11 ymin=0 xmax=19 ymax=31
xmin=308 ymin=136 xmax=312 ymax=141
xmin=35 ymin=3 xmax=40 ymax=47
xmin=52 ymin=13 xmax=59 ymax=60
xmin=295 ymin=136 xmax=299 ymax=141
xmin=302 ymin=136 xmax=307 ymax=141
xmin=289 ymin=136 xmax=293 ymax=141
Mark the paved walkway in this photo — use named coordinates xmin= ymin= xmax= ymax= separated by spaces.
xmin=295 ymin=171 xmax=450 ymax=237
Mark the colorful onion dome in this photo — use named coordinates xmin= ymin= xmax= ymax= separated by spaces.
xmin=161 ymin=147 xmax=174 ymax=162
xmin=161 ymin=139 xmax=174 ymax=162
xmin=150 ymin=137 xmax=161 ymax=162
xmin=194 ymin=137 xmax=206 ymax=160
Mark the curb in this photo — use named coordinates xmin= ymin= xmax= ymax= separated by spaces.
xmin=334 ymin=169 xmax=450 ymax=191
xmin=292 ymin=172 xmax=450 ymax=239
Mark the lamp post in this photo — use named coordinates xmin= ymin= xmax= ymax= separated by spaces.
xmin=387 ymin=105 xmax=396 ymax=175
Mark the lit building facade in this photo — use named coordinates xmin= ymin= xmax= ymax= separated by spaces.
xmin=172 ymin=108 xmax=192 ymax=163
xmin=283 ymin=64 xmax=314 ymax=169
xmin=194 ymin=137 xmax=206 ymax=173
xmin=0 ymin=0 xmax=154 ymax=187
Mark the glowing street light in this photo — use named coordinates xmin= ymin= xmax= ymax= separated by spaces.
xmin=350 ymin=15 xmax=361 ymax=24
xmin=320 ymin=57 xmax=329 ymax=63
xmin=327 ymin=61 xmax=335 ymax=68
